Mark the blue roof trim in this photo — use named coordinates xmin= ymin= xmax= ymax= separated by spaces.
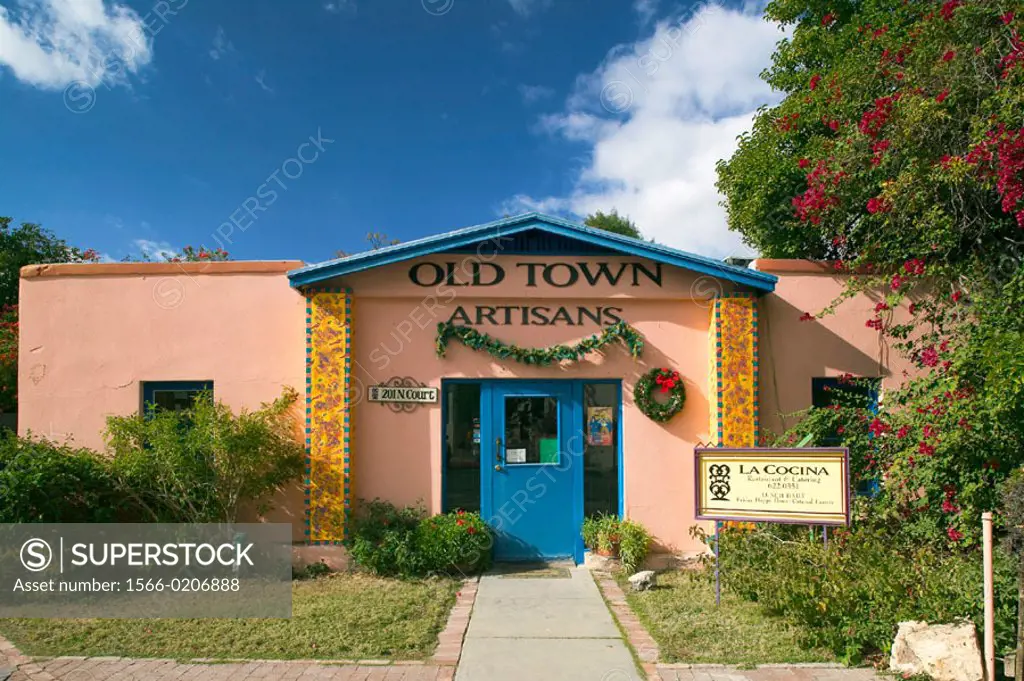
xmin=287 ymin=212 xmax=777 ymax=292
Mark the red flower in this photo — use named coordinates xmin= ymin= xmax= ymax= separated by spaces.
xmin=867 ymin=196 xmax=891 ymax=214
xmin=456 ymin=519 xmax=465 ymax=526
xmin=798 ymin=158 xmax=810 ymax=169
xmin=467 ymin=526 xmax=477 ymax=535
xmin=918 ymin=441 xmax=936 ymax=456
xmin=942 ymin=498 xmax=959 ymax=513
xmin=822 ymin=13 xmax=835 ymax=26
xmin=869 ymin=418 xmax=890 ymax=437
xmin=942 ymin=50 xmax=956 ymax=62
xmin=827 ymin=119 xmax=840 ymax=132
xmin=836 ymin=426 xmax=845 ymax=434
xmin=939 ymin=0 xmax=960 ymax=21
xmin=890 ymin=274 xmax=904 ymax=289
xmin=810 ymin=74 xmax=822 ymax=90
xmin=936 ymin=89 xmax=950 ymax=103
xmin=874 ymin=302 xmax=890 ymax=312
xmin=920 ymin=346 xmax=939 ymax=367
xmin=896 ymin=425 xmax=910 ymax=439
xmin=951 ymin=290 xmax=963 ymax=302
xmin=799 ymin=312 xmax=815 ymax=321
xmin=1003 ymin=12 xmax=1015 ymax=25
xmin=866 ymin=318 xmax=884 ymax=330
xmin=903 ymin=258 xmax=926 ymax=275
xmin=947 ymin=527 xmax=964 ymax=542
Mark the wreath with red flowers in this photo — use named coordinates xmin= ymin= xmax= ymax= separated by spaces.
xmin=634 ymin=368 xmax=686 ymax=423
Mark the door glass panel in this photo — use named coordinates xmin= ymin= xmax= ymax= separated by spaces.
xmin=584 ymin=383 xmax=619 ymax=516
xmin=443 ymin=383 xmax=481 ymax=512
xmin=504 ymin=396 xmax=559 ymax=465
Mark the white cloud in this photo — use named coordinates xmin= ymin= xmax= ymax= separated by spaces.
xmin=133 ymin=238 xmax=178 ymax=261
xmin=0 ymin=0 xmax=153 ymax=90
xmin=209 ymin=25 xmax=233 ymax=61
xmin=505 ymin=3 xmax=786 ymax=258
xmin=634 ymin=0 xmax=659 ymax=25
xmin=507 ymin=0 xmax=549 ymax=17
xmin=518 ymin=83 xmax=553 ymax=104
xmin=323 ymin=1 xmax=356 ymax=15
xmin=254 ymin=69 xmax=273 ymax=94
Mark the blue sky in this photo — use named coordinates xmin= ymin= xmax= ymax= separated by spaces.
xmin=0 ymin=0 xmax=783 ymax=264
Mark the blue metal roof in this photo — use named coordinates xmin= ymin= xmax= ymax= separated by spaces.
xmin=287 ymin=212 xmax=776 ymax=292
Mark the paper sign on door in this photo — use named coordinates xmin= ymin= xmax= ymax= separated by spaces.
xmin=506 ymin=448 xmax=527 ymax=464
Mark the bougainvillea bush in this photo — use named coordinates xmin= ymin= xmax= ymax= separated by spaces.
xmin=718 ymin=0 xmax=1024 ymax=547
xmin=711 ymin=0 xmax=1024 ymax=658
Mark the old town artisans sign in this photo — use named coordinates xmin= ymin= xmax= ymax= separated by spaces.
xmin=694 ymin=447 xmax=851 ymax=526
xmin=408 ymin=260 xmax=663 ymax=328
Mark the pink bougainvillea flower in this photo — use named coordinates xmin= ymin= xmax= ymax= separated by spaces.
xmin=936 ymin=89 xmax=950 ymax=103
xmin=920 ymin=346 xmax=939 ymax=367
xmin=890 ymin=274 xmax=904 ymax=289
xmin=867 ymin=196 xmax=892 ymax=214
xmin=918 ymin=441 xmax=936 ymax=456
xmin=798 ymin=158 xmax=810 ymax=168
xmin=939 ymin=0 xmax=961 ymax=21
xmin=810 ymin=74 xmax=822 ymax=90
xmin=942 ymin=50 xmax=956 ymax=62
xmin=866 ymin=318 xmax=884 ymax=330
xmin=1002 ymin=12 xmax=1015 ymax=25
xmin=896 ymin=425 xmax=910 ymax=439
xmin=822 ymin=12 xmax=835 ymax=25
xmin=947 ymin=527 xmax=964 ymax=542
xmin=951 ymin=290 xmax=963 ymax=302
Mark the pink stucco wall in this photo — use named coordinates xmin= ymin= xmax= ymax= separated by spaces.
xmin=18 ymin=262 xmax=308 ymax=538
xmin=756 ymin=260 xmax=915 ymax=438
xmin=18 ymin=256 xmax=916 ymax=556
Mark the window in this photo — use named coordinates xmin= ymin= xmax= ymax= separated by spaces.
xmin=443 ymin=383 xmax=481 ymax=513
xmin=811 ymin=377 xmax=880 ymax=411
xmin=141 ymin=381 xmax=213 ymax=414
xmin=503 ymin=396 xmax=559 ymax=465
xmin=584 ymin=383 xmax=619 ymax=517
xmin=812 ymin=376 xmax=881 ymax=496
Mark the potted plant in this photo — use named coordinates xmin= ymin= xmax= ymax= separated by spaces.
xmin=581 ymin=514 xmax=651 ymax=572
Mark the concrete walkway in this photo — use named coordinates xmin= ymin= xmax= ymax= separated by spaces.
xmin=455 ymin=567 xmax=642 ymax=681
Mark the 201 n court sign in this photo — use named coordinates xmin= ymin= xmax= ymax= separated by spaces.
xmin=695 ymin=447 xmax=851 ymax=526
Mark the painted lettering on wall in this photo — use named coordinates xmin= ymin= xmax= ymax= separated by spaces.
xmin=447 ymin=305 xmax=623 ymax=327
xmin=408 ymin=261 xmax=663 ymax=289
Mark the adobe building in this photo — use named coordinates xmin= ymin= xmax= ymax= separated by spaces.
xmin=18 ymin=213 xmax=910 ymax=563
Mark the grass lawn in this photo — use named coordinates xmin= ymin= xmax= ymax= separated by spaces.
xmin=0 ymin=573 xmax=458 ymax=661
xmin=622 ymin=569 xmax=835 ymax=666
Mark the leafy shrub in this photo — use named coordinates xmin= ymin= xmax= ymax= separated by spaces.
xmin=706 ymin=524 xmax=1017 ymax=663
xmin=618 ymin=520 xmax=652 ymax=574
xmin=0 ymin=432 xmax=127 ymax=522
xmin=293 ymin=560 xmax=333 ymax=580
xmin=105 ymin=388 xmax=304 ymax=522
xmin=345 ymin=500 xmax=492 ymax=578
xmin=581 ymin=514 xmax=652 ymax=573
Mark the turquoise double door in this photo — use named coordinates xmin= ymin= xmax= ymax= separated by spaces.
xmin=480 ymin=381 xmax=585 ymax=564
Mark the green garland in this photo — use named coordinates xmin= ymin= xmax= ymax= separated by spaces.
xmin=634 ymin=367 xmax=686 ymax=422
xmin=435 ymin=320 xmax=644 ymax=366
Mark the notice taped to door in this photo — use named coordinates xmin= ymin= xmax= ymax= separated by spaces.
xmin=694 ymin=447 xmax=850 ymax=526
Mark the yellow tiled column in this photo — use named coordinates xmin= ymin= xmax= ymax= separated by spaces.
xmin=709 ymin=294 xmax=758 ymax=447
xmin=306 ymin=288 xmax=352 ymax=543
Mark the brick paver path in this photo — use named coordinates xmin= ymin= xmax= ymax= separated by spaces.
xmin=8 ymin=657 xmax=453 ymax=680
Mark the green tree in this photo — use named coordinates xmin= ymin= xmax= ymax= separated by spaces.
xmin=584 ymin=210 xmax=643 ymax=239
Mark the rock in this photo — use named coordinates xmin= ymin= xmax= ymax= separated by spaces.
xmin=890 ymin=620 xmax=984 ymax=681
xmin=628 ymin=570 xmax=656 ymax=592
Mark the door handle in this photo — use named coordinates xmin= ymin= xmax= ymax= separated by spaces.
xmin=494 ymin=437 xmax=503 ymax=471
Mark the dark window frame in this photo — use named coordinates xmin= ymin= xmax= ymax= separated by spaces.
xmin=141 ymin=380 xmax=213 ymax=414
